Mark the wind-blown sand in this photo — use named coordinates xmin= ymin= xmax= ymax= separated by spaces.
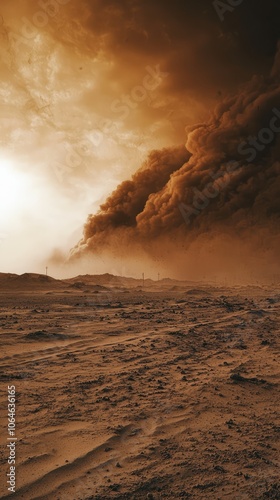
xmin=0 ymin=274 xmax=279 ymax=499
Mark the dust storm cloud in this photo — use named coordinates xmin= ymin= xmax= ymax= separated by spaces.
xmin=1 ymin=0 xmax=280 ymax=278
xmin=72 ymin=46 xmax=280 ymax=283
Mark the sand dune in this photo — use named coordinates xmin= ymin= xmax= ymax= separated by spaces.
xmin=0 ymin=276 xmax=279 ymax=499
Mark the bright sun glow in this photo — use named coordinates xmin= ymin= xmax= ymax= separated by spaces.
xmin=0 ymin=158 xmax=29 ymax=219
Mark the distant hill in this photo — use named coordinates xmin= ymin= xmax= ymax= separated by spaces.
xmin=65 ymin=273 xmax=145 ymax=288
xmin=0 ymin=272 xmax=142 ymax=291
xmin=0 ymin=272 xmax=196 ymax=292
xmin=0 ymin=273 xmax=65 ymax=290
xmin=63 ymin=273 xmax=180 ymax=290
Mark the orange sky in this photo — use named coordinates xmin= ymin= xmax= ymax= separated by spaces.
xmin=0 ymin=0 xmax=279 ymax=278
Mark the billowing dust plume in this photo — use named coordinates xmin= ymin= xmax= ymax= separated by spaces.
xmin=70 ymin=49 xmax=280 ymax=283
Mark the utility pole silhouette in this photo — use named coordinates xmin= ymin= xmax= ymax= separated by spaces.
xmin=142 ymin=273 xmax=144 ymax=288
xmin=45 ymin=267 xmax=48 ymax=277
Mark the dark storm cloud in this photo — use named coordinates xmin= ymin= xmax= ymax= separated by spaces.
xmin=3 ymin=0 xmax=280 ymax=139
xmin=71 ymin=145 xmax=190 ymax=253
xmin=1 ymin=0 xmax=280 ymax=277
xmin=72 ymin=46 xmax=280 ymax=269
xmin=11 ymin=0 xmax=278 ymax=113
xmin=77 ymin=0 xmax=280 ymax=99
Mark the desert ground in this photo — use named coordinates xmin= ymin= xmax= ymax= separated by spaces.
xmin=0 ymin=273 xmax=279 ymax=499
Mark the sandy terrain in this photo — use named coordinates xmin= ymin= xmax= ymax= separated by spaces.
xmin=0 ymin=274 xmax=279 ymax=499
